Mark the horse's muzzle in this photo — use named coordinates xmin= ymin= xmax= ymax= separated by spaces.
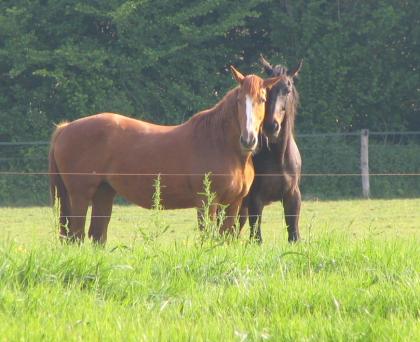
xmin=240 ymin=135 xmax=257 ymax=152
xmin=264 ymin=122 xmax=281 ymax=142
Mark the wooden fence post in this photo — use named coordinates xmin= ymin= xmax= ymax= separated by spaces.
xmin=360 ymin=129 xmax=370 ymax=198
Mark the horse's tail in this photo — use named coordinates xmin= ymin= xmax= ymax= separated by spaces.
xmin=49 ymin=123 xmax=70 ymax=234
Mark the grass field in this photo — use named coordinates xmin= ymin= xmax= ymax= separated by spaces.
xmin=0 ymin=199 xmax=419 ymax=341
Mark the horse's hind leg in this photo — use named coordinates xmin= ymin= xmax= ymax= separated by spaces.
xmin=248 ymin=197 xmax=264 ymax=243
xmin=283 ymin=188 xmax=301 ymax=243
xmin=88 ymin=183 xmax=116 ymax=245
xmin=67 ymin=194 xmax=90 ymax=243
xmin=57 ymin=190 xmax=71 ymax=239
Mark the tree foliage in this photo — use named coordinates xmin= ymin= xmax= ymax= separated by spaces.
xmin=0 ymin=0 xmax=418 ymax=142
xmin=253 ymin=0 xmax=420 ymax=132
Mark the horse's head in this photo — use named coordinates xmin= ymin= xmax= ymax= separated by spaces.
xmin=230 ymin=66 xmax=283 ymax=153
xmin=260 ymin=55 xmax=303 ymax=142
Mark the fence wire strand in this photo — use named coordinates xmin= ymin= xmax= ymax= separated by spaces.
xmin=0 ymin=171 xmax=419 ymax=177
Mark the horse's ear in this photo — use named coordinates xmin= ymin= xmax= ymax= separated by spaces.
xmin=288 ymin=59 xmax=303 ymax=79
xmin=230 ymin=65 xmax=245 ymax=84
xmin=263 ymin=76 xmax=283 ymax=90
xmin=260 ymin=54 xmax=273 ymax=75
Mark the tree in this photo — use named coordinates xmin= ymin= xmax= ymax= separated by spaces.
xmin=0 ymin=0 xmax=265 ymax=140
xmin=250 ymin=0 xmax=420 ymax=132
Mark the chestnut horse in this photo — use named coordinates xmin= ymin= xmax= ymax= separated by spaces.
xmin=239 ymin=56 xmax=303 ymax=243
xmin=49 ymin=66 xmax=283 ymax=243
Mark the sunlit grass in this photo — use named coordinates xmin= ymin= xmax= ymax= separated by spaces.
xmin=1 ymin=199 xmax=419 ymax=245
xmin=0 ymin=199 xmax=419 ymax=340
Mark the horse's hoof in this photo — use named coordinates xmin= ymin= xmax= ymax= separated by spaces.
xmin=249 ymin=236 xmax=263 ymax=245
xmin=287 ymin=232 xmax=300 ymax=243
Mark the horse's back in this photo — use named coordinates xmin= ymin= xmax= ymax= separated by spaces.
xmin=57 ymin=113 xmax=173 ymax=138
xmin=51 ymin=113 xmax=178 ymax=180
xmin=52 ymin=112 xmax=176 ymax=153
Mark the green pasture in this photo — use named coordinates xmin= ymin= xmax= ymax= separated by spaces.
xmin=0 ymin=199 xmax=419 ymax=341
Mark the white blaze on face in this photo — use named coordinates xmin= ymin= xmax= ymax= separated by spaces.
xmin=245 ymin=95 xmax=255 ymax=141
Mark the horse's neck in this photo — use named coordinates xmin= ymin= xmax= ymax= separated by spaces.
xmin=216 ymin=92 xmax=241 ymax=145
xmin=269 ymin=132 xmax=291 ymax=164
xmin=191 ymin=89 xmax=242 ymax=151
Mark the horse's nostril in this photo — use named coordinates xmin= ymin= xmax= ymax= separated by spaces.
xmin=273 ymin=122 xmax=279 ymax=131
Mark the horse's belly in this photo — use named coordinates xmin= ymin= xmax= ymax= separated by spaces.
xmin=107 ymin=175 xmax=196 ymax=210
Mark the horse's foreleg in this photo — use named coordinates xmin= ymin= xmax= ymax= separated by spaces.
xmin=283 ymin=187 xmax=301 ymax=243
xmin=236 ymin=194 xmax=249 ymax=233
xmin=237 ymin=204 xmax=248 ymax=233
xmin=248 ymin=197 xmax=263 ymax=243
xmin=219 ymin=200 xmax=242 ymax=236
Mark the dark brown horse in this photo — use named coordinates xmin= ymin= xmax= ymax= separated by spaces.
xmin=239 ymin=56 xmax=303 ymax=243
xmin=49 ymin=66 xmax=283 ymax=244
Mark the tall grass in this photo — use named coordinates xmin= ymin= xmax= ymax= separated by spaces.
xmin=0 ymin=229 xmax=418 ymax=341
xmin=0 ymin=182 xmax=419 ymax=340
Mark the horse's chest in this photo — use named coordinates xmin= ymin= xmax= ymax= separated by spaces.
xmin=261 ymin=176 xmax=287 ymax=201
xmin=221 ymin=165 xmax=254 ymax=204
xmin=230 ymin=175 xmax=250 ymax=196
xmin=251 ymin=171 xmax=294 ymax=204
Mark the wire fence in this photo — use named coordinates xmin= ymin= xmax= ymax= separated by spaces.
xmin=3 ymin=212 xmax=420 ymax=222
xmin=1 ymin=171 xmax=420 ymax=176
xmin=1 ymin=130 xmax=420 ymax=205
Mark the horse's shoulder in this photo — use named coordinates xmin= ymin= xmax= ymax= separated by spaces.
xmin=214 ymin=157 xmax=254 ymax=204
xmin=285 ymin=138 xmax=301 ymax=167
